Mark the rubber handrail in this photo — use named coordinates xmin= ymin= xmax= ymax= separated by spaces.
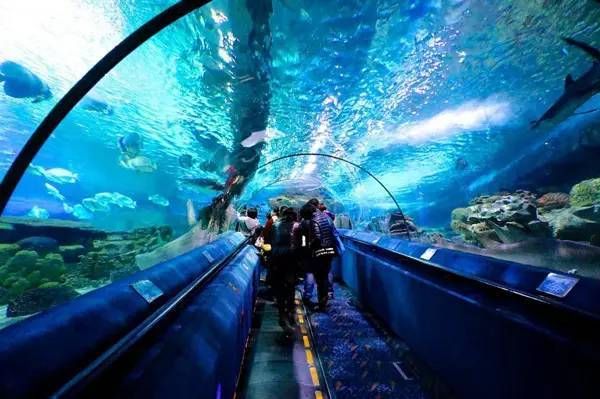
xmin=52 ymin=237 xmax=251 ymax=398
xmin=343 ymin=233 xmax=600 ymax=322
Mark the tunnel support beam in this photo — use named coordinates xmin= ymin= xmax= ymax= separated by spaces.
xmin=0 ymin=0 xmax=213 ymax=215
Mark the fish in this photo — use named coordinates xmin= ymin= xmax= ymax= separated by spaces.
xmin=179 ymin=154 xmax=194 ymax=168
xmin=118 ymin=133 xmax=143 ymax=157
xmin=93 ymin=192 xmax=116 ymax=207
xmin=455 ymin=158 xmax=468 ymax=171
xmin=192 ymin=129 xmax=210 ymax=144
xmin=26 ymin=205 xmax=49 ymax=219
xmin=433 ymin=237 xmax=600 ymax=278
xmin=0 ymin=60 xmax=52 ymax=102
xmin=17 ymin=236 xmax=59 ymax=253
xmin=531 ymin=38 xmax=600 ymax=129
xmin=148 ymin=194 xmax=170 ymax=207
xmin=45 ymin=183 xmax=65 ymax=201
xmin=81 ymin=96 xmax=113 ymax=115
xmin=72 ymin=204 xmax=93 ymax=220
xmin=110 ymin=192 xmax=137 ymax=209
xmin=30 ymin=164 xmax=78 ymax=184
xmin=181 ymin=177 xmax=226 ymax=191
xmin=120 ymin=155 xmax=157 ymax=173
xmin=82 ymin=198 xmax=111 ymax=213
xmin=241 ymin=129 xmax=267 ymax=147
xmin=86 ymin=192 xmax=137 ymax=209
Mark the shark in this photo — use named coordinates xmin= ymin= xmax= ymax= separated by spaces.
xmin=531 ymin=37 xmax=600 ymax=129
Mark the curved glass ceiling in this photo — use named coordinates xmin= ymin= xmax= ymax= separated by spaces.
xmin=0 ymin=1 xmax=599 ymax=279
xmin=3 ymin=1 xmax=599 ymax=224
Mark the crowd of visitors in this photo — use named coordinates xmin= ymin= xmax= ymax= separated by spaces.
xmin=241 ymin=198 xmax=344 ymax=335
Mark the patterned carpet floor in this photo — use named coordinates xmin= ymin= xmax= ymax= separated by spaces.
xmin=307 ymin=284 xmax=455 ymax=399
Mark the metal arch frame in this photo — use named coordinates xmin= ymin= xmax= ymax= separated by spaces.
xmin=0 ymin=0 xmax=213 ymax=215
xmin=256 ymin=152 xmax=411 ymax=239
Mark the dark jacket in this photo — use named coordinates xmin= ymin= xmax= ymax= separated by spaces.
xmin=270 ymin=220 xmax=295 ymax=260
xmin=310 ymin=210 xmax=336 ymax=252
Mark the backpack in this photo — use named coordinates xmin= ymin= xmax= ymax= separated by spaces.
xmin=270 ymin=220 xmax=294 ymax=259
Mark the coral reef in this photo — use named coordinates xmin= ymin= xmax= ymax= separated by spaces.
xmin=451 ymin=190 xmax=546 ymax=246
xmin=7 ymin=286 xmax=79 ymax=317
xmin=539 ymin=205 xmax=600 ymax=241
xmin=452 ymin=179 xmax=600 ymax=247
xmin=0 ymin=243 xmax=20 ymax=265
xmin=0 ymin=218 xmax=176 ymax=319
xmin=59 ymin=245 xmax=87 ymax=263
xmin=0 ymin=250 xmax=66 ymax=300
xmin=74 ymin=226 xmax=172 ymax=282
xmin=570 ymin=178 xmax=600 ymax=207
xmin=536 ymin=192 xmax=570 ymax=212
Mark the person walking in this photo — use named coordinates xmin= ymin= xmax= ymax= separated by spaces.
xmin=269 ymin=207 xmax=298 ymax=334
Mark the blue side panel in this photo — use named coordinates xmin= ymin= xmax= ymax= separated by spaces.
xmin=0 ymin=232 xmax=246 ymax=398
xmin=338 ymin=236 xmax=600 ymax=399
xmin=108 ymin=245 xmax=260 ymax=399
xmin=342 ymin=231 xmax=600 ymax=316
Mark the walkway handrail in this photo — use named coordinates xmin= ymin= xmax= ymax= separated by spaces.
xmin=52 ymin=236 xmax=251 ymax=398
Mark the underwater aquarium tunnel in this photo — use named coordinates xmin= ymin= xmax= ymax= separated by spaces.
xmin=1 ymin=0 xmax=600 ymax=398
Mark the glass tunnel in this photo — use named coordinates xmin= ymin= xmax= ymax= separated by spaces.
xmin=0 ymin=1 xmax=599 ymax=398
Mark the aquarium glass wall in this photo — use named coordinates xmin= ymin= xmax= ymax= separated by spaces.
xmin=1 ymin=0 xmax=600 ymax=327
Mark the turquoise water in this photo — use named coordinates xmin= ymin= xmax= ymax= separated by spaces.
xmin=1 ymin=0 xmax=600 ymax=320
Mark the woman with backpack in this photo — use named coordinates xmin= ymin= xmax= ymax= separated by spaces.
xmin=295 ymin=200 xmax=339 ymax=311
xmin=269 ymin=207 xmax=299 ymax=335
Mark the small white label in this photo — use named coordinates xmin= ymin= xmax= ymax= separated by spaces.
xmin=131 ymin=280 xmax=163 ymax=303
xmin=420 ymin=248 xmax=437 ymax=261
xmin=203 ymin=251 xmax=214 ymax=263
xmin=537 ymin=273 xmax=579 ymax=298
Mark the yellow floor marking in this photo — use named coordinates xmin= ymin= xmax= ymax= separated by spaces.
xmin=303 ymin=335 xmax=311 ymax=348
xmin=310 ymin=366 xmax=320 ymax=386
xmin=305 ymin=349 xmax=314 ymax=365
xmin=296 ymin=302 xmax=323 ymax=398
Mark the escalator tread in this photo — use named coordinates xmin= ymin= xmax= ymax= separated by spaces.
xmin=237 ymin=294 xmax=319 ymax=399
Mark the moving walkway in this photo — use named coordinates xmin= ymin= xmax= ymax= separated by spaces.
xmin=0 ymin=230 xmax=599 ymax=398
